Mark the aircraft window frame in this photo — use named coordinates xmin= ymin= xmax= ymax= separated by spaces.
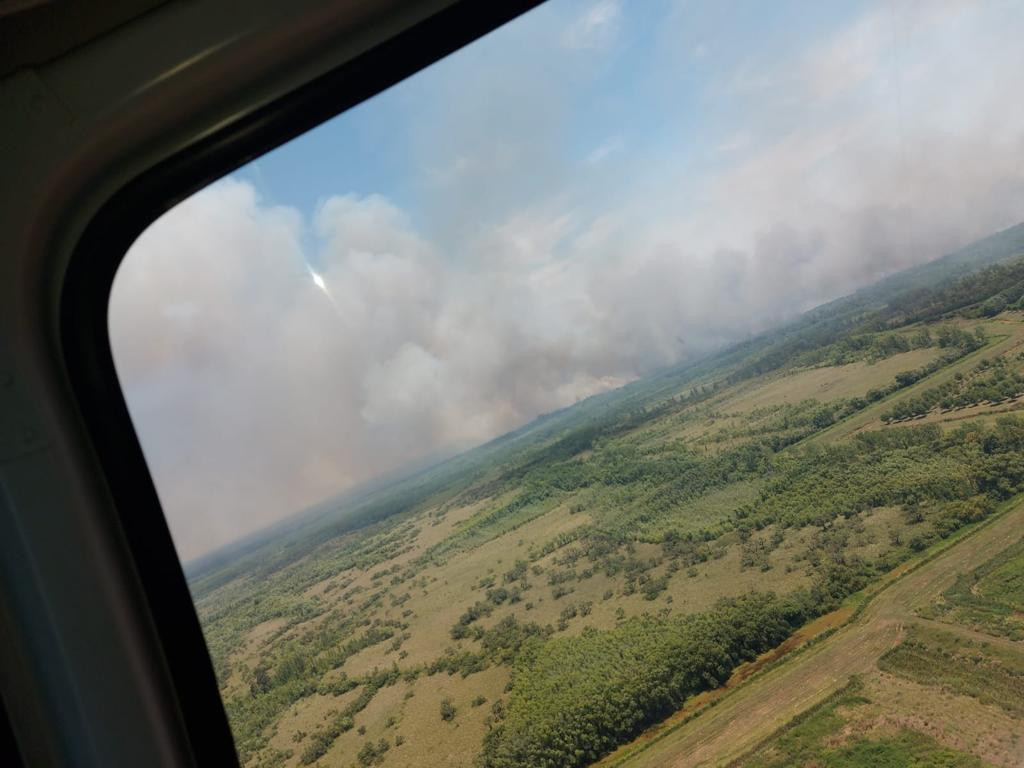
xmin=57 ymin=2 xmax=544 ymax=764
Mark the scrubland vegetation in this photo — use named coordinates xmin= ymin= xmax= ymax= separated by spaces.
xmin=190 ymin=226 xmax=1024 ymax=767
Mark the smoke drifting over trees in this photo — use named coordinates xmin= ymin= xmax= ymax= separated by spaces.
xmin=110 ymin=0 xmax=1024 ymax=558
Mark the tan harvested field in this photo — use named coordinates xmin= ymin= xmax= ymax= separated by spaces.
xmin=606 ymin=499 xmax=1024 ymax=768
xmin=726 ymin=348 xmax=942 ymax=413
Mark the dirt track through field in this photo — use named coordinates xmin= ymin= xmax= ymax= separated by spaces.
xmin=609 ymin=501 xmax=1024 ymax=767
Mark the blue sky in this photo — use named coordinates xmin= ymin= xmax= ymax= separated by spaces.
xmin=111 ymin=0 xmax=1024 ymax=559
xmin=237 ymin=1 xmax=872 ymax=238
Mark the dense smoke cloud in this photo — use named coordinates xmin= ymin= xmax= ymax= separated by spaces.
xmin=111 ymin=0 xmax=1024 ymax=559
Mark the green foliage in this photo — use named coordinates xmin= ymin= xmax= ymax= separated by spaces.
xmin=739 ymin=681 xmax=864 ymax=768
xmin=480 ymin=593 xmax=800 ymax=768
xmin=503 ymin=559 xmax=528 ymax=583
xmin=788 ymin=326 xmax=944 ymax=369
xmin=450 ymin=600 xmax=494 ymax=639
xmin=821 ymin=733 xmax=987 ymax=768
xmin=298 ymin=667 xmax=401 ymax=765
xmin=356 ymin=738 xmax=390 ymax=767
xmin=440 ymin=698 xmax=457 ymax=722
xmin=738 ymin=418 xmax=1024 ymax=534
xmin=883 ymin=355 xmax=1024 ymax=422
xmin=432 ymin=616 xmax=553 ymax=677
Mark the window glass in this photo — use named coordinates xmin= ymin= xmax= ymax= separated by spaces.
xmin=110 ymin=2 xmax=1024 ymax=767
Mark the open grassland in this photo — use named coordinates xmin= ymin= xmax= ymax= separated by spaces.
xmin=725 ymin=347 xmax=944 ymax=414
xmin=190 ymin=249 xmax=1024 ymax=768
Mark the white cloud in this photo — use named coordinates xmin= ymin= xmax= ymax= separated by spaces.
xmin=585 ymin=138 xmax=623 ymax=166
xmin=562 ymin=0 xmax=621 ymax=50
xmin=111 ymin=0 xmax=1024 ymax=560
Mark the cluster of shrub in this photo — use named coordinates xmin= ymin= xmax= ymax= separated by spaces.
xmin=882 ymin=356 xmax=1024 ymax=422
xmin=355 ymin=738 xmax=391 ymax=767
xmin=791 ymin=327 xmax=938 ymax=368
xmin=738 ymin=417 xmax=1024 ymax=532
xmin=449 ymin=576 xmax=533 ymax=640
xmin=223 ymin=618 xmax=399 ymax=763
xmin=432 ymin=616 xmax=554 ymax=677
xmin=299 ymin=666 xmax=402 ymax=764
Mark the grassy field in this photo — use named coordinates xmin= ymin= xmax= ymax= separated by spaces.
xmin=188 ymin=246 xmax=1024 ymax=768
